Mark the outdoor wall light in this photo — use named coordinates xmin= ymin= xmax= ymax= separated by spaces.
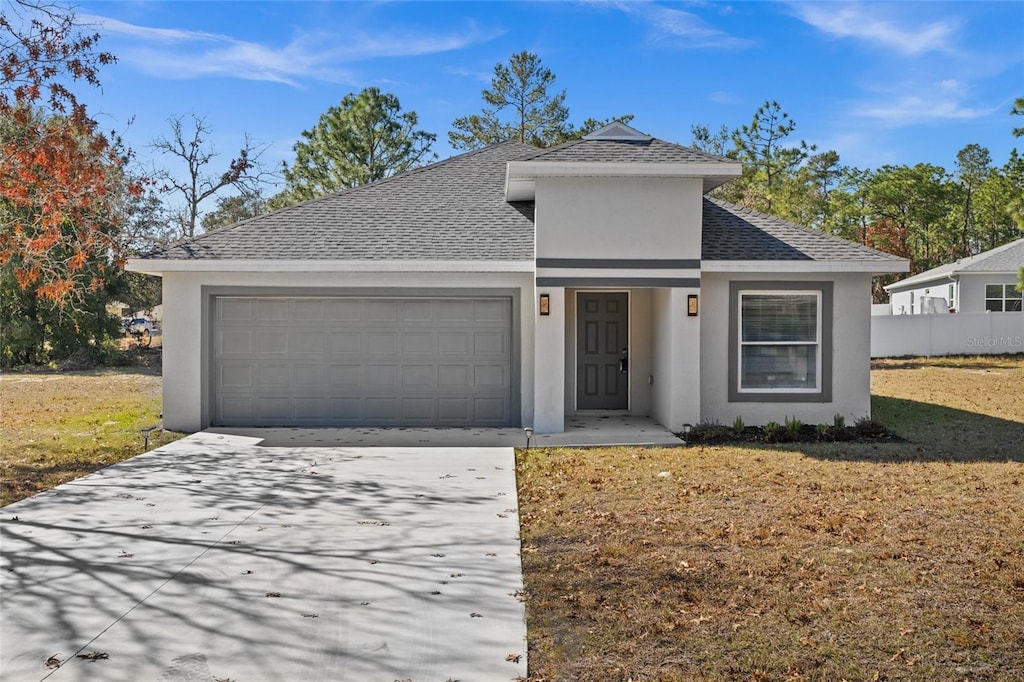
xmin=687 ymin=294 xmax=699 ymax=317
xmin=539 ymin=293 xmax=551 ymax=316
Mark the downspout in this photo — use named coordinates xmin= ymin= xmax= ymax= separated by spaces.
xmin=946 ymin=271 xmax=959 ymax=313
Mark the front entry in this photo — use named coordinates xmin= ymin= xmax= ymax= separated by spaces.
xmin=576 ymin=292 xmax=629 ymax=410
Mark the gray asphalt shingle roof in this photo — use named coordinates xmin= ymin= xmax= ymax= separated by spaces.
xmin=144 ymin=141 xmax=538 ymax=261
xmin=885 ymin=237 xmax=1024 ymax=290
xmin=701 ymin=198 xmax=904 ymax=262
xmin=142 ymin=136 xmax=899 ymax=265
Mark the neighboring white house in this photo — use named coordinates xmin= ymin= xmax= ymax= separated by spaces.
xmin=884 ymin=238 xmax=1024 ymax=315
xmin=128 ymin=122 xmax=908 ymax=433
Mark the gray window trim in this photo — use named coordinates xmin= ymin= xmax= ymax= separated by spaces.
xmin=728 ymin=281 xmax=833 ymax=403
xmin=201 ymin=286 xmax=521 ymax=429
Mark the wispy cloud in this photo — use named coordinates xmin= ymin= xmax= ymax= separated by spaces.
xmin=84 ymin=14 xmax=496 ymax=87
xmin=789 ymin=2 xmax=959 ymax=56
xmin=856 ymin=80 xmax=998 ymax=125
xmin=609 ymin=1 xmax=754 ymax=49
xmin=707 ymin=90 xmax=741 ymax=104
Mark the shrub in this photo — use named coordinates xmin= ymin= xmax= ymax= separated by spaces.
xmin=785 ymin=416 xmax=802 ymax=434
xmin=732 ymin=416 xmax=745 ymax=432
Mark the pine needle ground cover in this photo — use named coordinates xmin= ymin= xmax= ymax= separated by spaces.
xmin=518 ymin=356 xmax=1024 ymax=681
xmin=0 ymin=368 xmax=180 ymax=506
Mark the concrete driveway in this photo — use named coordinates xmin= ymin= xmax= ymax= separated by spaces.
xmin=1 ymin=433 xmax=527 ymax=681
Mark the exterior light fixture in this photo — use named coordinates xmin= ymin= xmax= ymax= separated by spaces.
xmin=687 ymin=294 xmax=698 ymax=317
xmin=524 ymin=427 xmax=534 ymax=448
xmin=539 ymin=293 xmax=551 ymax=316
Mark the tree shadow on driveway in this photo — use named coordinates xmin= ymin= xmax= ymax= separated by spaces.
xmin=1 ymin=434 xmax=527 ymax=681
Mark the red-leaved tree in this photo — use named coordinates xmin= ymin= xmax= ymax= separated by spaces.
xmin=1 ymin=0 xmax=135 ymax=308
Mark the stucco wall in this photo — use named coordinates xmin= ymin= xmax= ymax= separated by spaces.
xmin=159 ymin=269 xmax=536 ymax=433
xmin=699 ymin=272 xmax=873 ymax=426
xmin=535 ymin=177 xmax=703 ymax=260
xmin=650 ymin=287 xmax=701 ymax=431
xmin=959 ymin=273 xmax=1019 ymax=313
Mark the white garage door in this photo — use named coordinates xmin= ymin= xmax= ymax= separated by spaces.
xmin=213 ymin=296 xmax=514 ymax=427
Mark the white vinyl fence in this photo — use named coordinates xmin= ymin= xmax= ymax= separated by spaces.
xmin=871 ymin=312 xmax=1024 ymax=358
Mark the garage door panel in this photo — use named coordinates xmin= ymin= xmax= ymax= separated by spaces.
xmin=291 ymin=331 xmax=326 ymax=356
xmin=365 ymin=365 xmax=398 ymax=387
xmin=402 ymin=365 xmax=435 ymax=387
xmin=474 ymin=332 xmax=506 ymax=355
xmin=401 ymin=300 xmax=434 ymax=322
xmin=255 ymin=397 xmax=293 ymax=420
xmin=366 ymin=300 xmax=398 ymax=322
xmin=402 ymin=332 xmax=434 ymax=354
xmin=328 ymin=332 xmax=362 ymax=355
xmin=438 ymin=365 xmax=469 ymax=387
xmin=366 ymin=332 xmax=398 ymax=354
xmin=326 ymin=299 xmax=361 ymax=321
xmin=219 ymin=397 xmax=253 ymax=421
xmin=257 ymin=331 xmax=288 ymax=355
xmin=438 ymin=332 xmax=470 ymax=354
xmin=328 ymin=365 xmax=362 ymax=386
xmin=220 ymin=365 xmax=252 ymax=389
xmin=474 ymin=299 xmax=508 ymax=322
xmin=256 ymin=365 xmax=289 ymax=388
xmin=365 ymin=398 xmax=398 ymax=420
xmin=474 ymin=398 xmax=507 ymax=422
xmin=257 ymin=299 xmax=289 ymax=321
xmin=219 ymin=298 xmax=254 ymax=321
xmin=293 ymin=365 xmax=326 ymax=389
xmin=214 ymin=296 xmax=513 ymax=427
xmin=401 ymin=398 xmax=434 ymax=420
xmin=474 ymin=365 xmax=506 ymax=387
xmin=294 ymin=299 xmax=325 ymax=321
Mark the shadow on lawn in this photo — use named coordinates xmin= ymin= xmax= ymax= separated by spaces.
xmin=797 ymin=395 xmax=1024 ymax=463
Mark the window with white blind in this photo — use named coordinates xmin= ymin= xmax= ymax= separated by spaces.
xmin=728 ymin=281 xmax=833 ymax=403
xmin=739 ymin=292 xmax=821 ymax=392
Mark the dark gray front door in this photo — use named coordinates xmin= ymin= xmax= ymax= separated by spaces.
xmin=576 ymin=292 xmax=628 ymax=410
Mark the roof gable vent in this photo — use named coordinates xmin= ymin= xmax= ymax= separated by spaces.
xmin=582 ymin=121 xmax=653 ymax=142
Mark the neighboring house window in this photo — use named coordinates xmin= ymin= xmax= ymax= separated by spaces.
xmin=728 ymin=281 xmax=833 ymax=403
xmin=948 ymin=284 xmax=955 ymax=310
xmin=985 ymin=284 xmax=1023 ymax=312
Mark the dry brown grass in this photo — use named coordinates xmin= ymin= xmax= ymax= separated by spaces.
xmin=518 ymin=356 xmax=1024 ymax=681
xmin=0 ymin=367 xmax=180 ymax=506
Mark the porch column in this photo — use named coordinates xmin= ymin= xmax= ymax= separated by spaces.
xmin=533 ymin=286 xmax=565 ymax=433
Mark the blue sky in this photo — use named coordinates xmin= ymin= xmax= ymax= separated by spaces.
xmin=74 ymin=0 xmax=1024 ymax=190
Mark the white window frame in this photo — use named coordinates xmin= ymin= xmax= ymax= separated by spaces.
xmin=985 ymin=284 xmax=1023 ymax=312
xmin=737 ymin=290 xmax=822 ymax=395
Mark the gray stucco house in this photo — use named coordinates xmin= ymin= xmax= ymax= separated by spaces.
xmin=884 ymin=238 xmax=1024 ymax=315
xmin=129 ymin=122 xmax=908 ymax=434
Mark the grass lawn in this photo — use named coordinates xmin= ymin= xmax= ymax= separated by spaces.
xmin=0 ymin=366 xmax=180 ymax=506
xmin=518 ymin=355 xmax=1024 ymax=681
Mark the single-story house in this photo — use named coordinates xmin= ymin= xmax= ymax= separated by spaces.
xmin=884 ymin=237 xmax=1024 ymax=315
xmin=129 ymin=122 xmax=908 ymax=434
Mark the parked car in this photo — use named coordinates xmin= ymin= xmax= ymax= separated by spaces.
xmin=122 ymin=317 xmax=155 ymax=346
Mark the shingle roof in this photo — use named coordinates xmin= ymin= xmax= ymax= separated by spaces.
xmin=144 ymin=141 xmax=538 ymax=261
xmin=523 ymin=137 xmax=733 ymax=165
xmin=701 ymin=198 xmax=903 ymax=262
xmin=885 ymin=237 xmax=1024 ymax=290
xmin=141 ymin=138 xmax=900 ymax=267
